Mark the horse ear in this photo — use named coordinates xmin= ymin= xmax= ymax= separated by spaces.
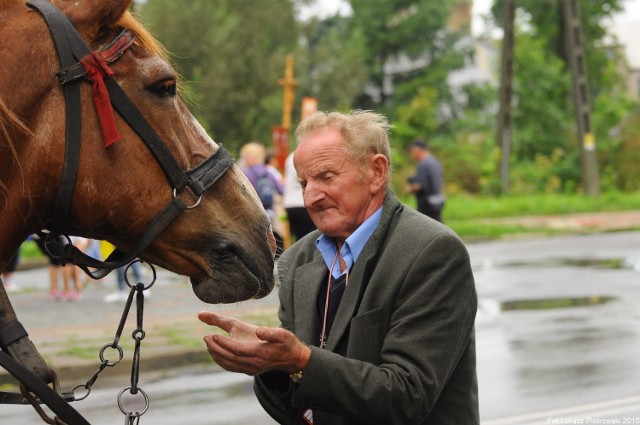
xmin=57 ymin=0 xmax=132 ymax=39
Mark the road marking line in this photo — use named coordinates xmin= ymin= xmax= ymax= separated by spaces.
xmin=482 ymin=394 xmax=640 ymax=425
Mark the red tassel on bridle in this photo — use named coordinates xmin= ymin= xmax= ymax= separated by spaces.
xmin=80 ymin=52 xmax=121 ymax=148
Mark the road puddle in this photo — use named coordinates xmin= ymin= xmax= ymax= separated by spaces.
xmin=500 ymin=295 xmax=616 ymax=311
xmin=474 ymin=257 xmax=640 ymax=271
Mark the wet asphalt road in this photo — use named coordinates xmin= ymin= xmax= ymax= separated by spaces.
xmin=471 ymin=231 xmax=640 ymax=424
xmin=2 ymin=231 xmax=639 ymax=424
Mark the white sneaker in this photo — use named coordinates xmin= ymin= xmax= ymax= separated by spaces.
xmin=103 ymin=291 xmax=128 ymax=303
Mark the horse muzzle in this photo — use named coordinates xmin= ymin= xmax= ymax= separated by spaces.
xmin=189 ymin=240 xmax=275 ymax=304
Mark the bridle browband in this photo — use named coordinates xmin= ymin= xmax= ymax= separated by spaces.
xmin=28 ymin=0 xmax=235 ymax=279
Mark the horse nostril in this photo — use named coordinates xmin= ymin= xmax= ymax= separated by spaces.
xmin=212 ymin=241 xmax=237 ymax=262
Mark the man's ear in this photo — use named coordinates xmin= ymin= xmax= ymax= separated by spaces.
xmin=368 ymin=154 xmax=389 ymax=193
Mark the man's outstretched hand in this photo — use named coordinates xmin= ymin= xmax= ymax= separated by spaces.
xmin=198 ymin=311 xmax=310 ymax=376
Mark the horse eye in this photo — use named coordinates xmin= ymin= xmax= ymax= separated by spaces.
xmin=150 ymin=80 xmax=176 ymax=97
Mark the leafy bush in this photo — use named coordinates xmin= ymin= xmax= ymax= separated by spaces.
xmin=615 ymin=111 xmax=640 ymax=191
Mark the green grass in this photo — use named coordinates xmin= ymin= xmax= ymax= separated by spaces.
xmin=430 ymin=191 xmax=640 ymax=240
xmin=52 ymin=335 xmax=135 ymax=361
xmin=501 ymin=296 xmax=615 ymax=311
xmin=160 ymin=324 xmax=208 ymax=349
xmin=157 ymin=309 xmax=280 ymax=351
xmin=443 ymin=191 xmax=640 ymax=221
xmin=56 ymin=345 xmax=103 ymax=360
xmin=442 ymin=221 xmax=555 ymax=241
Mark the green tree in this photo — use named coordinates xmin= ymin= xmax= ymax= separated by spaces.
xmin=615 ymin=110 xmax=640 ymax=191
xmin=512 ymin=32 xmax=573 ymax=162
xmin=490 ymin=0 xmax=634 ymax=192
xmin=139 ymin=0 xmax=300 ymax=152
xmin=348 ymin=0 xmax=466 ymax=110
xmin=491 ymin=0 xmax=625 ymax=97
xmin=297 ymin=15 xmax=369 ymax=112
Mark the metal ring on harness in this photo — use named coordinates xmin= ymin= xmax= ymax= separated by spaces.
xmin=118 ymin=386 xmax=150 ymax=417
xmin=99 ymin=343 xmax=124 ymax=366
xmin=124 ymin=260 xmax=157 ymax=290
xmin=173 ymin=187 xmax=203 ymax=209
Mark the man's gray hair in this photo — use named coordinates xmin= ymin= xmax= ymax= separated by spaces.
xmin=295 ymin=110 xmax=392 ymax=184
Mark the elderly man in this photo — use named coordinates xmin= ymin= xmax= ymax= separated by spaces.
xmin=199 ymin=110 xmax=478 ymax=425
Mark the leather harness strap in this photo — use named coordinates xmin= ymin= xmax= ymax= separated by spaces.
xmin=0 ymin=351 xmax=90 ymax=425
xmin=0 ymin=275 xmax=54 ymax=386
xmin=28 ymin=0 xmax=85 ymax=241
xmin=28 ymin=0 xmax=234 ymax=277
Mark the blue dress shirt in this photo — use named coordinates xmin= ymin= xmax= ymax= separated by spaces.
xmin=315 ymin=207 xmax=383 ymax=279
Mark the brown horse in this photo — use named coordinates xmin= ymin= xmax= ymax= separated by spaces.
xmin=0 ymin=0 xmax=276 ymax=304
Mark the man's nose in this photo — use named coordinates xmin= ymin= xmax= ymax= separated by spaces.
xmin=303 ymin=182 xmax=324 ymax=208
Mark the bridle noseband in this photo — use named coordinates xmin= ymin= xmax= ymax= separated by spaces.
xmin=28 ymin=0 xmax=235 ymax=279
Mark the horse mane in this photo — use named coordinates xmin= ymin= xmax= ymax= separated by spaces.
xmin=0 ymin=96 xmax=29 ymax=193
xmin=0 ymin=87 xmax=29 ymax=142
xmin=115 ymin=11 xmax=170 ymax=64
xmin=114 ymin=11 xmax=185 ymax=91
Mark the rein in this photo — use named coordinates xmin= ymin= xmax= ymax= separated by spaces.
xmin=29 ymin=0 xmax=234 ymax=279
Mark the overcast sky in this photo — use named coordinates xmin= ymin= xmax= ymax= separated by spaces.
xmin=473 ymin=0 xmax=640 ymax=33
xmin=298 ymin=0 xmax=640 ymax=34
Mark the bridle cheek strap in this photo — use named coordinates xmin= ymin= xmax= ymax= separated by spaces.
xmin=80 ymin=51 xmax=120 ymax=148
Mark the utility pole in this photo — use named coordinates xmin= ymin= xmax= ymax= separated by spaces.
xmin=562 ymin=0 xmax=600 ymax=195
xmin=496 ymin=0 xmax=516 ymax=194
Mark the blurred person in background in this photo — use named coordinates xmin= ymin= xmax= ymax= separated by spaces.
xmin=406 ymin=138 xmax=445 ymax=222
xmin=1 ymin=248 xmax=21 ymax=293
xmin=283 ymin=151 xmax=315 ymax=242
xmin=240 ymin=141 xmax=285 ymax=257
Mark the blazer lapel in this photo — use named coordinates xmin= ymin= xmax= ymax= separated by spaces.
xmin=325 ymin=194 xmax=402 ymax=352
xmin=293 ymin=258 xmax=326 ymax=346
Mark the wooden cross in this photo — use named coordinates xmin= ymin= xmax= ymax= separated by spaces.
xmin=278 ymin=54 xmax=298 ymax=130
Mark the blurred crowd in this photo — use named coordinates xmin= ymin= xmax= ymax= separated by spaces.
xmin=238 ymin=140 xmax=316 ymax=258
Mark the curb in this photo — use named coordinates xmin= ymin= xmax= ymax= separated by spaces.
xmin=0 ymin=347 xmax=214 ymax=389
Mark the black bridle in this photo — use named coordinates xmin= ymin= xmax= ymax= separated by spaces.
xmin=29 ymin=0 xmax=235 ymax=279
xmin=0 ymin=1 xmax=235 ymax=423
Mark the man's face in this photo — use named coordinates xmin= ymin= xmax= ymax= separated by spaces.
xmin=409 ymin=146 xmax=421 ymax=162
xmin=294 ymin=127 xmax=377 ymax=240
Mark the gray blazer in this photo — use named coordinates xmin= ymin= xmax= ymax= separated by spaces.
xmin=255 ymin=193 xmax=479 ymax=425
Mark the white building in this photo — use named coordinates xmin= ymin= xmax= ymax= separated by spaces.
xmin=608 ymin=22 xmax=640 ymax=100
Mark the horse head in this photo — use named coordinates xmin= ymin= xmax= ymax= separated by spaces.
xmin=0 ymin=0 xmax=276 ymax=303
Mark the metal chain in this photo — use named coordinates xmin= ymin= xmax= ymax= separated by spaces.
xmin=117 ymin=261 xmax=155 ymax=424
xmin=20 ymin=260 xmax=155 ymax=424
xmin=53 ymin=260 xmax=156 ymax=424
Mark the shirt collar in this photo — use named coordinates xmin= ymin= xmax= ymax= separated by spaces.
xmin=315 ymin=207 xmax=383 ymax=278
